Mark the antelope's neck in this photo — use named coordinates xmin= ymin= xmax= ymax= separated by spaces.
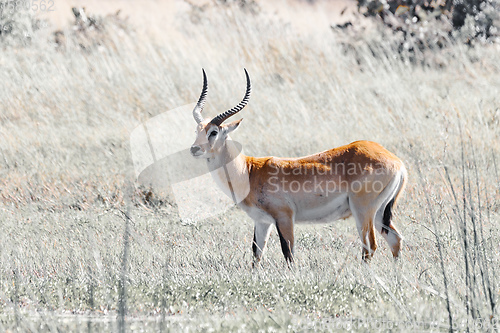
xmin=206 ymin=139 xmax=250 ymax=203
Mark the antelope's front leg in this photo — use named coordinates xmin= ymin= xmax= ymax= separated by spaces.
xmin=273 ymin=209 xmax=295 ymax=264
xmin=252 ymin=221 xmax=273 ymax=267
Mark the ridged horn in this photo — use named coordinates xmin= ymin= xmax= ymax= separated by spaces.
xmin=210 ymin=68 xmax=251 ymax=126
xmin=193 ymin=69 xmax=208 ymax=124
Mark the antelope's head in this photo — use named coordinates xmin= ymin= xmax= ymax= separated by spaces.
xmin=190 ymin=69 xmax=251 ymax=159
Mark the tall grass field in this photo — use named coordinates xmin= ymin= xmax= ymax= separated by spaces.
xmin=0 ymin=0 xmax=499 ymax=331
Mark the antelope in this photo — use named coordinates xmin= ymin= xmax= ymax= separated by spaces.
xmin=190 ymin=69 xmax=406 ymax=265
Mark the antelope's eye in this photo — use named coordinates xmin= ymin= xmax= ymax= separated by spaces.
xmin=209 ymin=131 xmax=217 ymax=138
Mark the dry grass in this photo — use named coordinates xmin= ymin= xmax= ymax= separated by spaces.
xmin=0 ymin=1 xmax=499 ymax=331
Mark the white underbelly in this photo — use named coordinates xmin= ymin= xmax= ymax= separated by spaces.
xmin=294 ymin=193 xmax=351 ymax=223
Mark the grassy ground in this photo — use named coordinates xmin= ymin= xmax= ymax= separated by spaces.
xmin=0 ymin=1 xmax=499 ymax=331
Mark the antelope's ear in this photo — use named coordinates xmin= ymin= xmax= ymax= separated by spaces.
xmin=222 ymin=119 xmax=243 ymax=135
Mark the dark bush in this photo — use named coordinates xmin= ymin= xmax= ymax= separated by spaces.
xmin=54 ymin=7 xmax=132 ymax=52
xmin=0 ymin=0 xmax=45 ymax=46
xmin=334 ymin=0 xmax=499 ymax=67
xmin=357 ymin=0 xmax=500 ymax=43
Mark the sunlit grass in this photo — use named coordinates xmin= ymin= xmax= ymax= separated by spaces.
xmin=0 ymin=2 xmax=499 ymax=331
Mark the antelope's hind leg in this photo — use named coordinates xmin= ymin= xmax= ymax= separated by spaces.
xmin=374 ymin=200 xmax=402 ymax=258
xmin=349 ymin=196 xmax=378 ymax=261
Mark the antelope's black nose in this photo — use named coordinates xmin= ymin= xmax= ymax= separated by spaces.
xmin=190 ymin=146 xmax=201 ymax=156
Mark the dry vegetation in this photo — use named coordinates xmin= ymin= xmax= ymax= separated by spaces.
xmin=0 ymin=1 xmax=499 ymax=331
